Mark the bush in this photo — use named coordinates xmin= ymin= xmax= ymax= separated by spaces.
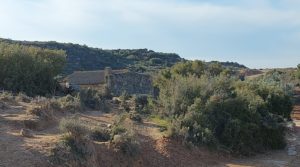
xmin=59 ymin=118 xmax=88 ymax=139
xmin=0 ymin=92 xmax=15 ymax=103
xmin=0 ymin=42 xmax=66 ymax=96
xmin=51 ymin=134 xmax=91 ymax=166
xmin=111 ymin=113 xmax=130 ymax=136
xmin=111 ymin=133 xmax=140 ymax=156
xmin=79 ymin=88 xmax=109 ymax=112
xmin=51 ymin=117 xmax=97 ymax=166
xmin=111 ymin=125 xmax=127 ymax=136
xmin=15 ymin=93 xmax=32 ymax=103
xmin=26 ymin=104 xmax=54 ymax=121
xmin=155 ymin=65 xmax=292 ymax=155
xmin=129 ymin=113 xmax=143 ymax=123
xmin=149 ymin=58 xmax=163 ymax=65
xmin=90 ymin=127 xmax=111 ymax=142
xmin=133 ymin=94 xmax=151 ymax=114
xmin=58 ymin=95 xmax=83 ymax=113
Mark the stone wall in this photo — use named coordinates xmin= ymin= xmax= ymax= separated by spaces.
xmin=107 ymin=72 xmax=153 ymax=96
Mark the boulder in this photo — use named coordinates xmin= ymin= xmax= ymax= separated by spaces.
xmin=287 ymin=146 xmax=297 ymax=156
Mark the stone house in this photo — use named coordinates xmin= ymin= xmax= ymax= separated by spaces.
xmin=66 ymin=67 xmax=153 ymax=96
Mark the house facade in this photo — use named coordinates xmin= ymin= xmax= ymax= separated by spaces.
xmin=66 ymin=67 xmax=153 ymax=96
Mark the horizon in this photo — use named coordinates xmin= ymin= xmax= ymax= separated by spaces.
xmin=0 ymin=0 xmax=299 ymax=68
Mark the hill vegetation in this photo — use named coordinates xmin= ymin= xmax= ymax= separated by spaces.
xmin=0 ymin=38 xmax=248 ymax=75
xmin=0 ymin=42 xmax=66 ymax=96
xmin=0 ymin=38 xmax=183 ymax=74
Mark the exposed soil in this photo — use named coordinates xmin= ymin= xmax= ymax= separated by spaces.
xmin=1 ymin=88 xmax=300 ymax=167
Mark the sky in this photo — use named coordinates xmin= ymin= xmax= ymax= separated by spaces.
xmin=0 ymin=0 xmax=299 ymax=68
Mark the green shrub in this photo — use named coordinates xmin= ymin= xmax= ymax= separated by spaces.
xmin=111 ymin=114 xmax=129 ymax=136
xmin=149 ymin=58 xmax=163 ymax=65
xmin=155 ymin=65 xmax=292 ymax=155
xmin=149 ymin=115 xmax=170 ymax=132
xmin=0 ymin=42 xmax=66 ymax=96
xmin=133 ymin=94 xmax=153 ymax=114
xmin=79 ymin=88 xmax=109 ymax=112
xmin=111 ymin=125 xmax=127 ymax=136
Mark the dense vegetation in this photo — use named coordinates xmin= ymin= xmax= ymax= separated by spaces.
xmin=0 ymin=42 xmax=66 ymax=96
xmin=0 ymin=38 xmax=248 ymax=75
xmin=154 ymin=61 xmax=293 ymax=155
xmin=0 ymin=38 xmax=182 ymax=74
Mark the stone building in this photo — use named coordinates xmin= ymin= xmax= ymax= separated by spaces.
xmin=66 ymin=67 xmax=153 ymax=96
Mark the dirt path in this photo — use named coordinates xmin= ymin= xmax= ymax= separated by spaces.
xmin=0 ymin=103 xmax=59 ymax=167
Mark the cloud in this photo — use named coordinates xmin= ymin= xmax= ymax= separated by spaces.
xmin=0 ymin=0 xmax=299 ymax=68
xmin=1 ymin=0 xmax=299 ymax=33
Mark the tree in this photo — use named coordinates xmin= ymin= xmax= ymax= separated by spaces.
xmin=0 ymin=42 xmax=66 ymax=96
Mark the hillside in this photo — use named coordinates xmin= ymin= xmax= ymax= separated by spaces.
xmin=0 ymin=38 xmax=183 ymax=74
xmin=0 ymin=38 xmax=248 ymax=75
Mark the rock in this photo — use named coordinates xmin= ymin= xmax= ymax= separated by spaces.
xmin=112 ymin=97 xmax=120 ymax=104
xmin=288 ymin=150 xmax=297 ymax=156
xmin=107 ymin=124 xmax=112 ymax=128
xmin=287 ymin=147 xmax=297 ymax=156
xmin=20 ymin=128 xmax=33 ymax=138
xmin=113 ymin=135 xmax=122 ymax=141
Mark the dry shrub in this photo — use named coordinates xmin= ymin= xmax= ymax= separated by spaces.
xmin=26 ymin=104 xmax=53 ymax=121
xmin=111 ymin=133 xmax=140 ymax=157
xmin=51 ymin=118 xmax=97 ymax=167
xmin=129 ymin=112 xmax=142 ymax=123
xmin=57 ymin=95 xmax=83 ymax=113
xmin=59 ymin=117 xmax=88 ymax=139
xmin=0 ymin=92 xmax=15 ymax=103
xmin=0 ymin=101 xmax=9 ymax=110
xmin=90 ymin=127 xmax=111 ymax=142
xmin=15 ymin=93 xmax=32 ymax=103
xmin=109 ymin=114 xmax=140 ymax=156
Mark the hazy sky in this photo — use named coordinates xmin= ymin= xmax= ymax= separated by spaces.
xmin=0 ymin=0 xmax=299 ymax=68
